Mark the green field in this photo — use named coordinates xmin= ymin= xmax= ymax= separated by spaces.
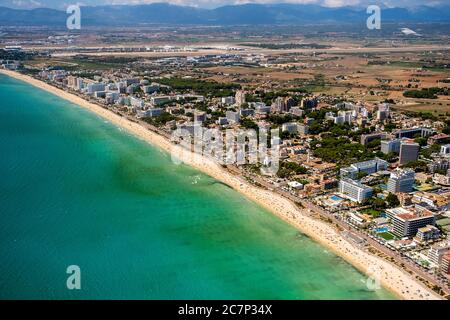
xmin=360 ymin=208 xmax=383 ymax=217
xmin=379 ymin=232 xmax=395 ymax=241
xmin=437 ymin=218 xmax=450 ymax=227
xmin=436 ymin=218 xmax=450 ymax=232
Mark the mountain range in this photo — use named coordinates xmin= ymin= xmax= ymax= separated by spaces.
xmin=0 ymin=3 xmax=449 ymax=26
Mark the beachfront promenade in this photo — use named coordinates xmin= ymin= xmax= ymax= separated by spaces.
xmin=1 ymin=69 xmax=444 ymax=300
xmin=227 ymin=165 xmax=450 ymax=297
xmin=120 ymin=110 xmax=450 ymax=298
xmin=127 ymin=113 xmax=446 ymax=296
xmin=113 ymin=110 xmax=447 ymax=296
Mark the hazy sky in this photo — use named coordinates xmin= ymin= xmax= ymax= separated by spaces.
xmin=2 ymin=0 xmax=444 ymax=9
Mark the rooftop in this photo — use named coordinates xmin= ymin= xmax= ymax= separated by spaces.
xmin=417 ymin=225 xmax=439 ymax=232
xmin=396 ymin=211 xmax=434 ymax=221
xmin=430 ymin=133 xmax=449 ymax=140
xmin=413 ymin=191 xmax=450 ymax=208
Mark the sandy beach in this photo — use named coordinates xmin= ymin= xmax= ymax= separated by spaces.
xmin=0 ymin=69 xmax=442 ymax=300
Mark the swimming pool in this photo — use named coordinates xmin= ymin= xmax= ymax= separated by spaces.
xmin=376 ymin=227 xmax=389 ymax=233
xmin=330 ymin=195 xmax=344 ymax=201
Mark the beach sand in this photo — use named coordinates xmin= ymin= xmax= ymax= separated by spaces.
xmin=1 ymin=69 xmax=442 ymax=300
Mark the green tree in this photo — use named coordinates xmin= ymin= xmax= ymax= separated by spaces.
xmin=386 ymin=193 xmax=400 ymax=208
xmin=357 ymin=172 xmax=368 ymax=180
xmin=379 ymin=151 xmax=398 ymax=162
xmin=384 ymin=122 xmax=397 ymax=132
xmin=402 ymin=160 xmax=428 ymax=172
xmin=414 ymin=136 xmax=427 ymax=147
xmin=373 ymin=198 xmax=387 ymax=210
xmin=240 ymin=118 xmax=258 ymax=130
xmin=280 ymin=130 xmax=292 ymax=140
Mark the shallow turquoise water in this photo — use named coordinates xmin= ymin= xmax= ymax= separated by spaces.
xmin=0 ymin=75 xmax=394 ymax=299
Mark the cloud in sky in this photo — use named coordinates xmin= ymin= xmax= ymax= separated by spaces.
xmin=0 ymin=0 xmax=444 ymax=9
xmin=103 ymin=0 xmax=446 ymax=8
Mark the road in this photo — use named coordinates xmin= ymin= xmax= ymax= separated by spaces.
xmin=34 ymin=44 xmax=450 ymax=58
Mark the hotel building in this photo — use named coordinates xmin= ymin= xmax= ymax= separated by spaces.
xmin=339 ymin=179 xmax=373 ymax=203
xmin=381 ymin=139 xmax=401 ymax=154
xmin=414 ymin=225 xmax=440 ymax=243
xmin=387 ymin=169 xmax=415 ymax=193
xmin=399 ymin=141 xmax=420 ymax=165
xmin=340 ymin=158 xmax=388 ymax=179
xmin=429 ymin=243 xmax=450 ymax=266
xmin=440 ymin=253 xmax=450 ymax=275
xmin=392 ymin=209 xmax=435 ymax=238
xmin=440 ymin=144 xmax=450 ymax=156
xmin=360 ymin=132 xmax=388 ymax=146
xmin=394 ymin=127 xmax=434 ymax=139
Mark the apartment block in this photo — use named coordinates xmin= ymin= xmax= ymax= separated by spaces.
xmin=339 ymin=179 xmax=373 ymax=203
xmin=387 ymin=169 xmax=415 ymax=193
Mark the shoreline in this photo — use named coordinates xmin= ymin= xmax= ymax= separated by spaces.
xmin=0 ymin=69 xmax=442 ymax=300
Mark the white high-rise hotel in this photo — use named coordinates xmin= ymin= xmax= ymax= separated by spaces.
xmin=387 ymin=169 xmax=415 ymax=193
xmin=339 ymin=179 xmax=373 ymax=203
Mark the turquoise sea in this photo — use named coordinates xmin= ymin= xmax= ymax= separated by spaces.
xmin=0 ymin=75 xmax=395 ymax=299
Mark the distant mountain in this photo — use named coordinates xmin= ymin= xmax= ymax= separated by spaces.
xmin=0 ymin=6 xmax=66 ymax=26
xmin=81 ymin=3 xmax=206 ymax=26
xmin=0 ymin=3 xmax=449 ymax=26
